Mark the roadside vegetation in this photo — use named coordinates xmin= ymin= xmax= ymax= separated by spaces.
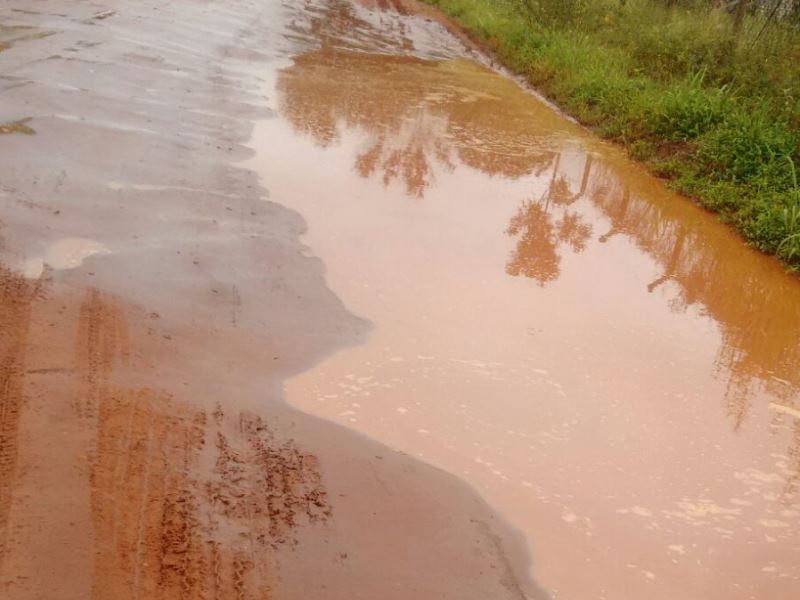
xmin=420 ymin=0 xmax=800 ymax=267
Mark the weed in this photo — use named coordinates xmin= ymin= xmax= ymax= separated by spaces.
xmin=651 ymin=70 xmax=733 ymax=140
xmin=778 ymin=157 xmax=800 ymax=263
xmin=629 ymin=139 xmax=655 ymax=161
xmin=698 ymin=109 xmax=797 ymax=185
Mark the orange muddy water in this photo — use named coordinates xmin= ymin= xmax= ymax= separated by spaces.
xmin=1 ymin=0 xmax=799 ymax=599
xmin=251 ymin=2 xmax=800 ymax=599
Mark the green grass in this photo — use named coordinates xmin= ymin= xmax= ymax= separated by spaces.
xmin=420 ymin=0 xmax=800 ymax=267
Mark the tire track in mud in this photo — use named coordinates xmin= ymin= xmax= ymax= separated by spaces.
xmin=90 ymin=387 xmax=207 ymax=600
xmin=81 ymin=291 xmax=331 ymax=600
xmin=0 ymin=266 xmax=43 ymax=563
xmin=76 ymin=289 xmax=129 ymax=419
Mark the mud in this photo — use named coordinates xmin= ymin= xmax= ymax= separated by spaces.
xmin=5 ymin=0 xmax=799 ymax=598
xmin=0 ymin=1 xmax=540 ymax=599
xmin=0 ymin=267 xmax=41 ymax=564
xmin=90 ymin=373 xmax=330 ymax=599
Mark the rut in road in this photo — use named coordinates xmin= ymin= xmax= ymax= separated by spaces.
xmin=0 ymin=266 xmax=42 ymax=564
xmin=76 ymin=290 xmax=333 ymax=600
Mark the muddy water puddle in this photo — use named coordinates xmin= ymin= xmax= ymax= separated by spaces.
xmin=247 ymin=2 xmax=800 ymax=599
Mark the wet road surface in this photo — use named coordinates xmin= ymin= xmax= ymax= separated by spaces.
xmin=0 ymin=1 xmax=541 ymax=599
xmin=1 ymin=0 xmax=799 ymax=599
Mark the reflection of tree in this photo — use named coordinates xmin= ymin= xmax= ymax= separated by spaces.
xmin=289 ymin=0 xmax=413 ymax=58
xmin=277 ymin=49 xmax=557 ymax=196
xmin=281 ymin=6 xmax=800 ymax=490
xmin=557 ymin=212 xmax=592 ymax=252
xmin=353 ymin=110 xmax=452 ymax=197
xmin=505 ymin=153 xmax=594 ymax=286
xmin=506 ymin=201 xmax=560 ymax=285
xmin=587 ymin=163 xmax=800 ymax=404
xmin=497 ymin=139 xmax=800 ymax=487
xmin=578 ymin=159 xmax=800 ymax=497
xmin=645 ymin=228 xmax=685 ymax=294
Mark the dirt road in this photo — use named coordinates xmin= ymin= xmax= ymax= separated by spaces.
xmin=2 ymin=0 xmax=800 ymax=599
xmin=0 ymin=1 xmax=543 ymax=599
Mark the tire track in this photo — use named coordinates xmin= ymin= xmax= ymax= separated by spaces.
xmin=81 ymin=294 xmax=331 ymax=599
xmin=0 ymin=266 xmax=43 ymax=563
xmin=91 ymin=395 xmax=332 ymax=599
xmin=75 ymin=289 xmax=129 ymax=419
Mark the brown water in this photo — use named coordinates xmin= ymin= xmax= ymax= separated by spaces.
xmin=251 ymin=1 xmax=800 ymax=598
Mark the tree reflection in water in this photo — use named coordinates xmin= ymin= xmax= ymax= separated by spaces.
xmin=505 ymin=154 xmax=593 ymax=286
xmin=277 ymin=44 xmax=800 ymax=495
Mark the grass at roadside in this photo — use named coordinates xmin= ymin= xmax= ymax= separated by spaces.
xmin=419 ymin=0 xmax=800 ymax=267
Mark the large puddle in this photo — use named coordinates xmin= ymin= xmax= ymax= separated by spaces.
xmin=252 ymin=1 xmax=800 ymax=598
